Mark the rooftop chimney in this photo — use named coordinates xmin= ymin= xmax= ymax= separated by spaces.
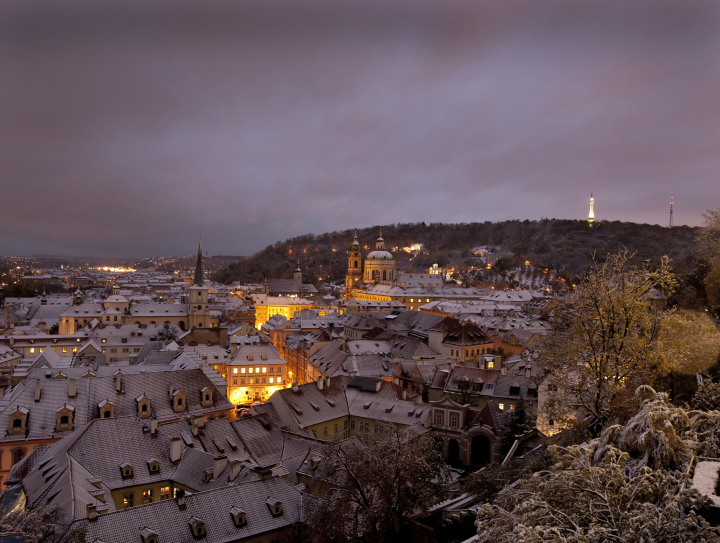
xmin=68 ymin=379 xmax=76 ymax=398
xmin=150 ymin=418 xmax=158 ymax=436
xmin=249 ymin=467 xmax=272 ymax=482
xmin=229 ymin=460 xmax=243 ymax=482
xmin=87 ymin=503 xmax=98 ymax=521
xmin=34 ymin=381 xmax=41 ymax=402
xmin=317 ymin=377 xmax=324 ymax=390
xmin=401 ymin=389 xmax=407 ymax=400
xmin=501 ymin=365 xmax=507 ymax=376
xmin=375 ymin=378 xmax=383 ymax=392
xmin=170 ymin=437 xmax=182 ymax=463
xmin=292 ymin=381 xmax=298 ymax=393
xmin=175 ymin=488 xmax=186 ymax=509
xmin=115 ymin=374 xmax=122 ymax=394
xmin=525 ymin=366 xmax=531 ymax=377
xmin=214 ymin=455 xmax=228 ymax=479
xmin=325 ymin=376 xmax=331 ymax=387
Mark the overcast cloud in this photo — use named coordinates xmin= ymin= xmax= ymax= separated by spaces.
xmin=1 ymin=0 xmax=718 ymax=258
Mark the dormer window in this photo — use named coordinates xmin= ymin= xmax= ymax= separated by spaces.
xmin=136 ymin=394 xmax=152 ymax=419
xmin=147 ymin=458 xmax=160 ymax=474
xmin=266 ymin=498 xmax=283 ymax=517
xmin=203 ymin=468 xmax=213 ymax=482
xmin=200 ymin=387 xmax=213 ymax=407
xmin=140 ymin=527 xmax=158 ymax=543
xmin=189 ymin=517 xmax=206 ymax=538
xmin=172 ymin=390 xmax=186 ymax=413
xmin=55 ymin=404 xmax=75 ymax=432
xmin=120 ymin=461 xmax=133 ymax=479
xmin=98 ymin=399 xmax=115 ymax=419
xmin=8 ymin=407 xmax=29 ymax=436
xmin=230 ymin=506 xmax=246 ymax=527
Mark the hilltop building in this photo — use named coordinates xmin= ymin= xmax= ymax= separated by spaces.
xmin=343 ymin=229 xmax=397 ymax=298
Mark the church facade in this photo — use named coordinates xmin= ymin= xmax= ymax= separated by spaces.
xmin=344 ymin=230 xmax=397 ymax=298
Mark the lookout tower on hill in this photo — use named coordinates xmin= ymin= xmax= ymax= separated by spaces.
xmin=588 ymin=194 xmax=595 ymax=226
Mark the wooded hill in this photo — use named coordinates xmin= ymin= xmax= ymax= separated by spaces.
xmin=212 ymin=220 xmax=699 ymax=287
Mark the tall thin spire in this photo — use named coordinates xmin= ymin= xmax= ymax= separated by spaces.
xmin=193 ymin=235 xmax=204 ymax=286
xmin=669 ymin=197 xmax=674 ymax=228
xmin=588 ymin=194 xmax=595 ymax=225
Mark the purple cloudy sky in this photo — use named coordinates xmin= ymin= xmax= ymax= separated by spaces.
xmin=1 ymin=0 xmax=718 ymax=258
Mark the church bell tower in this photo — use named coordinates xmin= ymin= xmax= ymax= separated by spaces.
xmin=344 ymin=231 xmax=363 ymax=297
xmin=188 ymin=236 xmax=210 ymax=329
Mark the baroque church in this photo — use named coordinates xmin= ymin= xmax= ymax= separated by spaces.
xmin=344 ymin=230 xmax=397 ymax=297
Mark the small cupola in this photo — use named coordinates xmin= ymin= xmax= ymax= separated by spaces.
xmin=119 ymin=461 xmax=133 ymax=479
xmin=188 ymin=516 xmax=206 ymax=538
xmin=266 ymin=497 xmax=283 ymax=517
xmin=230 ymin=506 xmax=246 ymax=527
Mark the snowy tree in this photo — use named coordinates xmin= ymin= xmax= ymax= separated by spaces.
xmin=694 ymin=380 xmax=720 ymax=411
xmin=475 ymin=445 xmax=719 ymax=543
xmin=475 ymin=386 xmax=720 ymax=542
xmin=538 ymin=249 xmax=676 ymax=434
xmin=657 ymin=310 xmax=720 ymax=376
xmin=304 ymin=427 xmax=449 ymax=543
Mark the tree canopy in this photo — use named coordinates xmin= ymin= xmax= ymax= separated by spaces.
xmin=539 ymin=249 xmax=676 ymax=434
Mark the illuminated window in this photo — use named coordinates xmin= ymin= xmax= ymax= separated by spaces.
xmin=410 ymin=299 xmax=414 ymax=303
xmin=62 ymin=347 xmax=67 ymax=353
xmin=233 ymin=368 xmax=238 ymax=374
xmin=142 ymin=489 xmax=153 ymax=504
xmin=241 ymin=368 xmax=246 ymax=374
xmin=510 ymin=404 xmax=515 ymax=410
xmin=123 ymin=492 xmax=134 ymax=508
xmin=30 ymin=348 xmax=35 ymax=354
xmin=160 ymin=487 xmax=170 ymax=500
xmin=73 ymin=347 xmax=77 ymax=352
xmin=498 ymin=403 xmax=505 ymax=410
xmin=262 ymin=367 xmax=267 ymax=373
xmin=269 ymin=377 xmax=274 ymax=384
xmin=248 ymin=368 xmax=253 ymax=374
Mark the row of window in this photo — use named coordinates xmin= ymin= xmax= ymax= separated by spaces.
xmin=231 ymin=377 xmax=284 ymax=385
xmin=123 ymin=486 xmax=172 ymax=508
xmin=449 ymin=348 xmax=488 ymax=358
xmin=231 ymin=366 xmax=282 ymax=374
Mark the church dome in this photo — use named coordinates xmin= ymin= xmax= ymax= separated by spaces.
xmin=366 ymin=250 xmax=393 ymax=261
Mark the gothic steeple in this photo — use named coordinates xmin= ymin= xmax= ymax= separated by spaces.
xmin=193 ymin=235 xmax=204 ymax=286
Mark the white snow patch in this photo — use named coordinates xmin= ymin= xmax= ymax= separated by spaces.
xmin=692 ymin=461 xmax=720 ymax=507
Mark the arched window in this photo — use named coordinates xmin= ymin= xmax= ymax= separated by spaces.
xmin=383 ymin=270 xmax=387 ymax=281
xmin=12 ymin=449 xmax=25 ymax=465
xmin=354 ymin=260 xmax=358 ymax=268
